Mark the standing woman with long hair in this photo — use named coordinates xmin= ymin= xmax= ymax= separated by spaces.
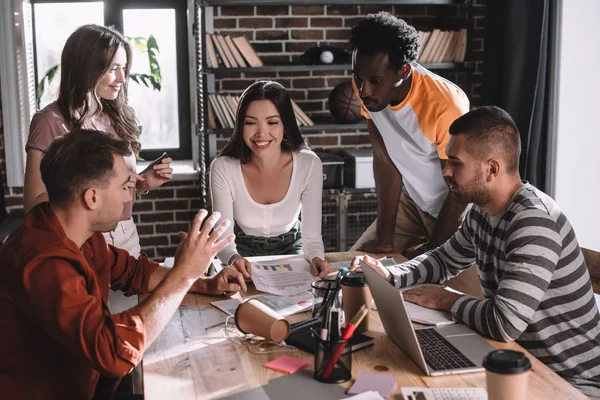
xmin=24 ymin=24 xmax=172 ymax=256
xmin=210 ymin=80 xmax=332 ymax=278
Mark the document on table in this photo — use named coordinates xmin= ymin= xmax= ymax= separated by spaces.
xmin=211 ymin=292 xmax=314 ymax=317
xmin=250 ymin=256 xmax=316 ymax=295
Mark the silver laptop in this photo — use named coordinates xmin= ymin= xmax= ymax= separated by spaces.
xmin=361 ymin=261 xmax=495 ymax=376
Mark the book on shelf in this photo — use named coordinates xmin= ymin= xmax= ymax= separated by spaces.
xmin=417 ymin=31 xmax=431 ymax=60
xmin=205 ymin=33 xmax=218 ymax=68
xmin=442 ymin=30 xmax=460 ymax=63
xmin=208 ymin=94 xmax=230 ymax=129
xmin=290 ymin=100 xmax=314 ymax=127
xmin=429 ymin=30 xmax=448 ymax=63
xmin=205 ymin=34 xmax=264 ymax=68
xmin=216 ymin=94 xmax=235 ymax=128
xmin=232 ymin=35 xmax=264 ymax=67
xmin=216 ymin=34 xmax=239 ymax=68
xmin=210 ymin=34 xmax=231 ymax=68
xmin=207 ymin=96 xmax=217 ymax=129
xmin=417 ymin=29 xmax=467 ymax=64
xmin=225 ymin=35 xmax=248 ymax=68
xmin=419 ymin=29 xmax=440 ymax=63
xmin=433 ymin=31 xmax=453 ymax=63
xmin=453 ymin=29 xmax=467 ymax=62
xmin=207 ymin=94 xmax=314 ymax=129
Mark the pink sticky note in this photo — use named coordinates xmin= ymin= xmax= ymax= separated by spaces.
xmin=264 ymin=355 xmax=311 ymax=374
xmin=348 ymin=372 xmax=397 ymax=399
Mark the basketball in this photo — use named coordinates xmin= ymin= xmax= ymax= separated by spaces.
xmin=328 ymin=81 xmax=364 ymax=124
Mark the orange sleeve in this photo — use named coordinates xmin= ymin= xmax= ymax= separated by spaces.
xmin=434 ymin=104 xmax=465 ymax=159
xmin=90 ymin=233 xmax=159 ymax=296
xmin=20 ymin=254 xmax=146 ymax=378
xmin=351 ymin=78 xmax=371 ymax=120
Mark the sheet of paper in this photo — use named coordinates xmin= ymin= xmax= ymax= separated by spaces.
xmin=211 ymin=292 xmax=314 ymax=317
xmin=342 ymin=391 xmax=385 ymax=400
xmin=250 ymin=256 xmax=316 ymax=295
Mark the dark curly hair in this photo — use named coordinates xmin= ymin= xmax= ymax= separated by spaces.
xmin=350 ymin=12 xmax=420 ymax=71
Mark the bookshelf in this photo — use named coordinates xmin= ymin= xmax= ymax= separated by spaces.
xmin=195 ymin=0 xmax=473 ymax=204
xmin=203 ymin=62 xmax=466 ymax=74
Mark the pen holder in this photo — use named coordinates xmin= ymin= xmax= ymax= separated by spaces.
xmin=312 ymin=331 xmax=352 ymax=384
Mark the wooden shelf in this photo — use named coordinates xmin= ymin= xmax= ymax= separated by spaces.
xmin=202 ymin=62 xmax=465 ymax=74
xmin=205 ymin=121 xmax=368 ymax=134
xmin=205 ymin=0 xmax=462 ymax=5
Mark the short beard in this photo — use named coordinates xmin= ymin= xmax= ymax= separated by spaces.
xmin=450 ymin=171 xmax=491 ymax=206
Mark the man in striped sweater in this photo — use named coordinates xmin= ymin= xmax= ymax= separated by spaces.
xmin=359 ymin=106 xmax=600 ymax=396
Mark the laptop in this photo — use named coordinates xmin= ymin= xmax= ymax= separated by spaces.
xmin=361 ymin=261 xmax=495 ymax=376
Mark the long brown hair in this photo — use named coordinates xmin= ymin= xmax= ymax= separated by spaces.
xmin=58 ymin=24 xmax=141 ymax=155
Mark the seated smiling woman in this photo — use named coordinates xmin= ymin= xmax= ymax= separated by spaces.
xmin=209 ymin=81 xmax=332 ymax=279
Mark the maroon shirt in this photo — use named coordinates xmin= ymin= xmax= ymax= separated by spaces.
xmin=0 ymin=203 xmax=159 ymax=399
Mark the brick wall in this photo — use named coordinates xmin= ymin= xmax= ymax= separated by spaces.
xmin=0 ymin=1 xmax=486 ymax=259
xmin=211 ymin=1 xmax=486 ymax=151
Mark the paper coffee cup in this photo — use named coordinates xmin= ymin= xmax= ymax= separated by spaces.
xmin=483 ymin=350 xmax=532 ymax=400
xmin=234 ymin=299 xmax=290 ymax=342
xmin=341 ymin=272 xmax=371 ymax=333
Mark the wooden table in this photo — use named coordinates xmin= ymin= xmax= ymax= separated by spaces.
xmin=142 ymin=252 xmax=587 ymax=399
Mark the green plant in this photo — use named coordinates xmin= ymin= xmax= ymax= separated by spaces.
xmin=36 ymin=34 xmax=162 ymax=109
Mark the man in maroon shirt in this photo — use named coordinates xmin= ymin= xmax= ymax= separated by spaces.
xmin=0 ymin=130 xmax=247 ymax=399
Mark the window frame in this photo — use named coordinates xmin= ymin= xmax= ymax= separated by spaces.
xmin=30 ymin=0 xmax=193 ymax=160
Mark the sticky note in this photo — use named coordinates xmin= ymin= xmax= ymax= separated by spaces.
xmin=264 ymin=355 xmax=310 ymax=374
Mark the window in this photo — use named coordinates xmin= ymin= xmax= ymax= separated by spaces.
xmin=30 ymin=0 xmax=192 ymax=160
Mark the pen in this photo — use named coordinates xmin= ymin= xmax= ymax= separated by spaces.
xmin=320 ymin=304 xmax=369 ymax=379
xmin=315 ymin=328 xmax=329 ymax=369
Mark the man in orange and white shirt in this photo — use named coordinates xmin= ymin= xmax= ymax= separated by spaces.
xmin=349 ymin=12 xmax=470 ymax=256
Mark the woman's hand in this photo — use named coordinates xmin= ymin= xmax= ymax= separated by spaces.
xmin=310 ymin=257 xmax=333 ymax=279
xmin=138 ymin=154 xmax=173 ymax=191
xmin=228 ymin=254 xmax=252 ymax=281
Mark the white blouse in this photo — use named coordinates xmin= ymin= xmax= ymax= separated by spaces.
xmin=209 ymin=150 xmax=325 ymax=264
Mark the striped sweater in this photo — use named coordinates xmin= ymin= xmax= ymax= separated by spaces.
xmin=388 ymin=182 xmax=600 ymax=396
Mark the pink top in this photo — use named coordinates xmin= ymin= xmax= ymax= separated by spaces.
xmin=27 ymin=101 xmax=137 ymax=219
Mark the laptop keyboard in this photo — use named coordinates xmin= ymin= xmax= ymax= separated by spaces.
xmin=415 ymin=329 xmax=476 ymax=371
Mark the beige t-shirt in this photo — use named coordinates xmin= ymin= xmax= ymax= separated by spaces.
xmin=27 ymin=101 xmax=137 ymax=219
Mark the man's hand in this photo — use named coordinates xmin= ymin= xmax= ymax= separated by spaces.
xmin=359 ymin=240 xmax=395 ymax=254
xmin=192 ymin=266 xmax=248 ymax=296
xmin=402 ymin=285 xmax=462 ymax=312
xmin=229 ymin=254 xmax=252 ymax=280
xmin=172 ymin=210 xmax=234 ymax=281
xmin=350 ymin=255 xmax=392 ymax=283
xmin=310 ymin=257 xmax=333 ymax=279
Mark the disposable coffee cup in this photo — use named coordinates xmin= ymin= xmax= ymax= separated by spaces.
xmin=234 ymin=299 xmax=290 ymax=342
xmin=340 ymin=271 xmax=371 ymax=333
xmin=483 ymin=350 xmax=532 ymax=400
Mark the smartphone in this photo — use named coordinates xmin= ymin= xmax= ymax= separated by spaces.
xmin=139 ymin=153 xmax=168 ymax=175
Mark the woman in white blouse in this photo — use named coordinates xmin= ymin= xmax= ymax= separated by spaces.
xmin=210 ymin=81 xmax=332 ymax=278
